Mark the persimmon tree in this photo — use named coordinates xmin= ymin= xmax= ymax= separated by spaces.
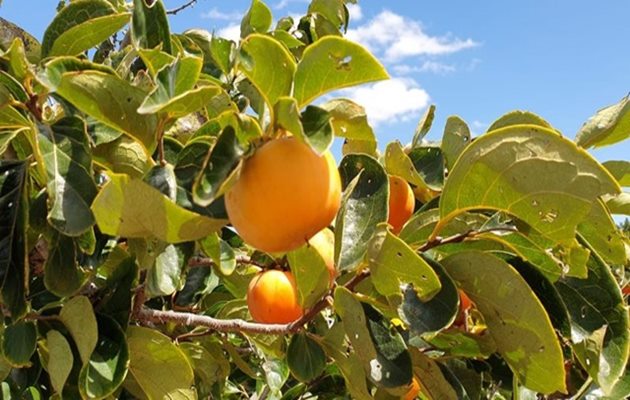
xmin=0 ymin=0 xmax=629 ymax=399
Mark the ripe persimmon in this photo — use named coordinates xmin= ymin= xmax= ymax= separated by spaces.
xmin=247 ymin=270 xmax=303 ymax=324
xmin=226 ymin=136 xmax=342 ymax=253
xmin=308 ymin=228 xmax=336 ymax=283
xmin=388 ymin=175 xmax=415 ymax=234
xmin=403 ymin=377 xmax=421 ymax=400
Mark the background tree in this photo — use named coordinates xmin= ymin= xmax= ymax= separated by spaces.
xmin=0 ymin=0 xmax=629 ymax=399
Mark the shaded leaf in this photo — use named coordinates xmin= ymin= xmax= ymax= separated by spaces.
xmin=44 ymin=233 xmax=86 ymax=297
xmin=555 ymin=236 xmax=630 ymax=394
xmin=131 ymin=0 xmax=171 ymax=54
xmin=39 ymin=116 xmax=97 ymax=236
xmin=440 ymin=125 xmax=620 ymax=244
xmin=78 ymin=315 xmax=129 ymax=399
xmin=294 ymin=36 xmax=388 ymax=106
xmin=92 ymin=172 xmax=226 ymax=243
xmin=335 ymin=154 xmax=389 ymax=271
xmin=442 ymin=251 xmax=566 ymax=394
xmin=2 ymin=321 xmax=36 ymax=367
xmin=60 ymin=296 xmax=98 ymax=365
xmin=192 ymin=126 xmax=245 ymax=207
xmin=146 ymin=242 xmax=194 ymax=298
xmin=409 ymin=348 xmax=458 ymax=400
xmin=603 ymin=160 xmax=630 ymax=186
xmin=287 ymin=333 xmax=326 ymax=383
xmin=0 ymin=161 xmax=28 ymax=318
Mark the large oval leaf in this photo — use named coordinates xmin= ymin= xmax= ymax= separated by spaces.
xmin=334 ymin=154 xmax=388 ymax=271
xmin=60 ymin=296 xmax=98 ymax=365
xmin=92 ymin=173 xmax=226 ymax=243
xmin=124 ymin=326 xmax=194 ymax=399
xmin=442 ymin=251 xmax=566 ymax=394
xmin=238 ymin=34 xmax=296 ymax=108
xmin=131 ymin=0 xmax=172 ymax=54
xmin=2 ymin=321 xmax=36 ymax=367
xmin=287 ymin=333 xmax=327 ymax=383
xmin=47 ymin=330 xmax=73 ymax=394
xmin=576 ymin=95 xmax=630 ymax=149
xmin=293 ymin=36 xmax=388 ymax=107
xmin=439 ymin=125 xmax=620 ymax=244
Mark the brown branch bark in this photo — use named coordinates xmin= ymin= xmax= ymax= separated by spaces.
xmin=166 ymin=0 xmax=198 ymax=15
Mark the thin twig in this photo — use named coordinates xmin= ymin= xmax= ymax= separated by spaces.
xmin=166 ymin=0 xmax=198 ymax=15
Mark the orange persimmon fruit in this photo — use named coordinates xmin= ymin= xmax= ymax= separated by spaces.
xmin=247 ymin=270 xmax=303 ymax=324
xmin=388 ymin=175 xmax=415 ymax=234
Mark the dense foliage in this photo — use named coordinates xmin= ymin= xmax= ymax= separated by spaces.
xmin=0 ymin=0 xmax=629 ymax=398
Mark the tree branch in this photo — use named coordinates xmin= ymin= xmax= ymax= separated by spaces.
xmin=135 ymin=227 xmax=511 ymax=335
xmin=166 ymin=0 xmax=198 ymax=15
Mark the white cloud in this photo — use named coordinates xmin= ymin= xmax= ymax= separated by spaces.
xmin=346 ymin=10 xmax=478 ymax=61
xmin=217 ymin=24 xmax=241 ymax=42
xmin=393 ymin=61 xmax=456 ymax=75
xmin=340 ymin=78 xmax=430 ymax=126
xmin=470 ymin=120 xmax=488 ymax=136
xmin=346 ymin=4 xmax=362 ymax=22
xmin=274 ymin=0 xmax=309 ymax=10
xmin=201 ymin=7 xmax=242 ymax=21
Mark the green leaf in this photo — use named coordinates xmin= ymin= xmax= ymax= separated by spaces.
xmin=39 ymin=117 xmax=97 ymax=236
xmin=287 ymin=242 xmax=330 ymax=308
xmin=78 ymin=315 xmax=129 ymax=399
xmin=146 ymin=242 xmax=194 ymax=298
xmin=367 ymin=226 xmax=441 ymax=301
xmin=92 ymin=172 xmax=226 ymax=243
xmin=241 ymin=0 xmax=273 ymax=38
xmin=60 ymin=296 xmax=98 ymax=365
xmin=407 ymin=146 xmax=445 ymax=190
xmin=577 ymin=200 xmax=626 ymax=265
xmin=442 ymin=251 xmax=566 ymax=394
xmin=238 ymin=34 xmax=296 ymax=108
xmin=179 ymin=342 xmax=230 ymax=391
xmin=603 ymin=160 xmax=630 ymax=186
xmin=93 ymin=135 xmax=152 ymax=178
xmin=399 ymin=256 xmax=459 ymax=337
xmin=44 ymin=233 xmax=87 ymax=297
xmin=409 ymin=348 xmax=458 ymax=400
xmin=384 ymin=141 xmax=437 ymax=191
xmin=555 ymin=236 xmax=630 ymax=394
xmin=301 ymin=105 xmax=334 ymax=154
xmin=2 ymin=321 xmax=36 ymax=367
xmin=47 ymin=66 xmax=158 ymax=152
xmin=0 ymin=161 xmax=28 ymax=318
xmin=335 ymin=154 xmax=389 ymax=271
xmin=0 ymin=18 xmax=41 ymax=63
xmin=411 ymin=104 xmax=436 ymax=148
xmin=125 ymin=326 xmax=195 ymax=399
xmin=132 ymin=0 xmax=172 ymax=54
xmin=439 ymin=125 xmax=620 ymax=244
xmin=487 ymin=110 xmax=556 ymax=133
xmin=199 ymin=233 xmax=236 ymax=276
xmin=576 ymin=95 xmax=630 ymax=149
xmin=0 ymin=70 xmax=28 ymax=103
xmin=441 ymin=116 xmax=471 ymax=170
xmin=425 ymin=330 xmax=496 ymax=359
xmin=175 ymin=266 xmax=219 ymax=307
xmin=308 ymin=0 xmax=347 ymax=29
xmin=287 ymin=333 xmax=327 ymax=382
xmin=210 ymin=35 xmax=235 ymax=75
xmin=137 ymin=48 xmax=175 ymax=76
xmin=293 ymin=36 xmax=388 ymax=107
xmin=192 ymin=126 xmax=245 ymax=207
xmin=41 ymin=0 xmax=129 ymax=57
xmin=46 ymin=330 xmax=73 ymax=394
xmin=605 ymin=192 xmax=630 ymax=215
xmin=97 ymin=249 xmax=138 ymax=327
xmin=320 ymin=98 xmax=375 ymax=140
xmin=0 ymin=38 xmax=32 ymax=82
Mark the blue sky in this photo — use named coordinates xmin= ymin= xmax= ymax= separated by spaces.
xmin=1 ymin=0 xmax=628 ymax=163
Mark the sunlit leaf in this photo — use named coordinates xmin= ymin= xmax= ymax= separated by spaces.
xmin=576 ymin=95 xmax=630 ymax=149
xmin=60 ymin=296 xmax=98 ymax=365
xmin=47 ymin=330 xmax=73 ymax=394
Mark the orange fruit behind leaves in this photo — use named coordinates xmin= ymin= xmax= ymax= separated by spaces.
xmin=388 ymin=175 xmax=415 ymax=234
xmin=226 ymin=137 xmax=342 ymax=253
xmin=247 ymin=270 xmax=303 ymax=324
xmin=403 ymin=377 xmax=421 ymax=400
xmin=309 ymin=228 xmax=336 ymax=283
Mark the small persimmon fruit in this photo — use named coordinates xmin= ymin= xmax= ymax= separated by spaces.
xmin=388 ymin=175 xmax=415 ymax=234
xmin=247 ymin=270 xmax=303 ymax=324
xmin=308 ymin=228 xmax=336 ymax=283
xmin=226 ymin=136 xmax=342 ymax=253
xmin=403 ymin=377 xmax=421 ymax=400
